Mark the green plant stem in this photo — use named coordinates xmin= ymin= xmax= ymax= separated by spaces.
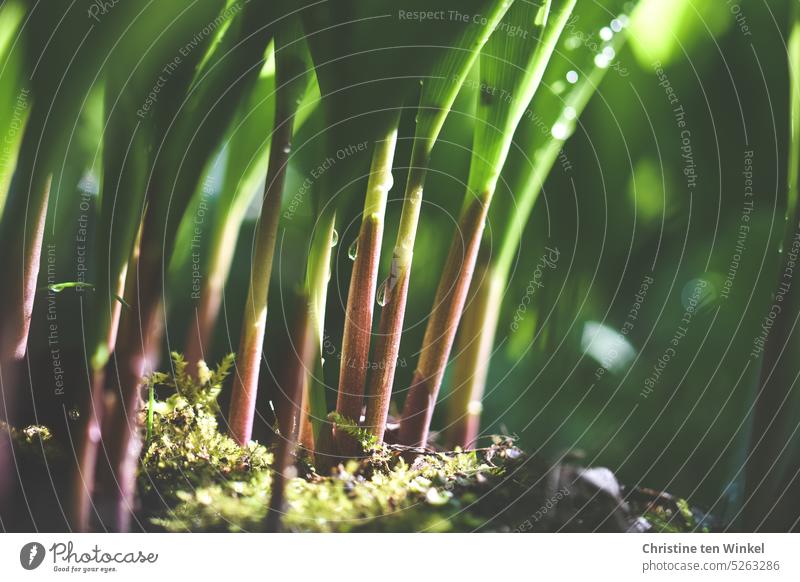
xmin=397 ymin=0 xmax=575 ymax=448
xmin=442 ymin=144 xmax=561 ymax=449
xmin=183 ymin=59 xmax=280 ymax=368
xmin=362 ymin=0 xmax=512 ymax=442
xmin=444 ymin=256 xmax=504 ymax=448
xmin=744 ymin=1 xmax=800 ymax=530
xmin=443 ymin=0 xmax=629 ymax=449
xmin=0 ymin=167 xmax=51 ymax=362
xmin=89 ymin=1 xmax=273 ymax=530
xmin=83 ymin=0 xmax=233 ymax=530
xmin=98 ymin=220 xmax=165 ymax=532
xmin=298 ymin=209 xmax=337 ymax=461
xmin=398 ymin=196 xmax=491 ymax=447
xmin=72 ymin=218 xmax=143 ymax=533
xmin=228 ymin=108 xmax=297 ymax=446
xmin=334 ymin=118 xmax=400 ymax=456
xmin=0 ymin=166 xmax=50 ymax=524
xmin=146 ymin=379 xmax=155 ymax=443
xmin=0 ymin=0 xmax=120 ymax=367
xmin=78 ymin=122 xmax=148 ymax=533
xmin=338 ymin=2 xmax=519 ymax=446
xmin=363 ymin=140 xmax=430 ymax=439
xmin=227 ymin=16 xmax=309 ymax=446
xmin=265 ymin=290 xmax=314 ymax=532
xmin=184 ymin=211 xmax=242 ymax=368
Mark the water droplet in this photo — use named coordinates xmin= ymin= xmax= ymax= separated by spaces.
xmin=551 ymin=80 xmax=566 ymax=95
xmin=467 ymin=400 xmax=483 ymax=416
xmin=282 ymin=144 xmax=292 ymax=154
xmin=564 ymin=106 xmax=577 ymax=120
xmin=602 ymin=46 xmax=616 ymax=60
xmin=610 ymin=18 xmax=624 ymax=33
xmin=348 ymin=239 xmax=358 ymax=261
xmin=330 ymin=229 xmax=339 ymax=248
xmin=594 ymin=53 xmax=610 ymax=69
xmin=377 ymin=172 xmax=394 ymax=193
xmin=68 ymin=407 xmax=80 ymax=421
xmin=599 ymin=27 xmax=613 ymax=41
xmin=566 ymin=70 xmax=579 ymax=84
xmin=551 ymin=122 xmax=570 ymax=140
xmin=534 ymin=3 xmax=548 ymax=26
xmin=376 ymin=278 xmax=389 ymax=307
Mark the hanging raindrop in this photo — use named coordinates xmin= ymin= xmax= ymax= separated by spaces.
xmin=378 ymin=172 xmax=394 ymax=193
xmin=330 ymin=228 xmax=339 ymax=248
xmin=348 ymin=239 xmax=359 ymax=261
xmin=376 ymin=278 xmax=389 ymax=307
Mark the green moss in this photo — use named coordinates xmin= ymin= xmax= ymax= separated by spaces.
xmin=637 ymin=493 xmax=710 ymax=533
xmin=138 ymin=355 xmax=709 ymax=533
xmin=142 ymin=375 xmax=517 ymax=532
xmin=138 ymin=353 xmax=272 ymax=528
xmin=1 ymin=420 xmax=60 ymax=459
xmin=1 ymin=356 xmax=710 ymax=532
xmin=137 ymin=356 xmax=531 ymax=531
xmin=149 ymin=449 xmax=513 ymax=532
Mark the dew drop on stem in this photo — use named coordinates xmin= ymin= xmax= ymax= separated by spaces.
xmin=378 ymin=172 xmax=394 ymax=193
xmin=330 ymin=228 xmax=339 ymax=248
xmin=348 ymin=239 xmax=358 ymax=261
xmin=376 ymin=278 xmax=389 ymax=307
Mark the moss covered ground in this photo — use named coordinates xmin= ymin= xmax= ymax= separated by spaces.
xmin=4 ymin=355 xmax=712 ymax=533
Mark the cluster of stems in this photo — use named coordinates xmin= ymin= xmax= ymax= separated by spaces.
xmin=334 ymin=117 xmax=400 ymax=455
xmin=2 ymin=0 xmax=685 ymax=535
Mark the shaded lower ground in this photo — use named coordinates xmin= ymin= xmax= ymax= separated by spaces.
xmin=1 ymin=355 xmax=716 ymax=533
xmin=2 ymin=417 xmax=711 ymax=533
